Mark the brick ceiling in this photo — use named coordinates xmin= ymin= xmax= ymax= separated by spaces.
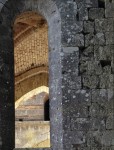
xmin=14 ymin=12 xmax=48 ymax=76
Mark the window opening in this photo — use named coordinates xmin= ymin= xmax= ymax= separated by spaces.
xmin=14 ymin=11 xmax=50 ymax=148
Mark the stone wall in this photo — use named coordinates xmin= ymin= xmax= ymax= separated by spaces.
xmin=0 ymin=0 xmax=113 ymax=150
xmin=61 ymin=0 xmax=114 ymax=150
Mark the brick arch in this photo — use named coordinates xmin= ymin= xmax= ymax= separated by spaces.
xmin=15 ymin=86 xmax=49 ymax=109
xmin=15 ymin=71 xmax=48 ymax=101
xmin=0 ymin=0 xmax=62 ymax=150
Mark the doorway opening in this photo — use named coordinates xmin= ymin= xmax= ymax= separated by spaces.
xmin=14 ymin=11 xmax=50 ymax=148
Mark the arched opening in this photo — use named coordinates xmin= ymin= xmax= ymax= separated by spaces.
xmin=14 ymin=12 xmax=50 ymax=148
xmin=0 ymin=0 xmax=62 ymax=149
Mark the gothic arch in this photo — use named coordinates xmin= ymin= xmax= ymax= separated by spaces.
xmin=0 ymin=0 xmax=63 ymax=150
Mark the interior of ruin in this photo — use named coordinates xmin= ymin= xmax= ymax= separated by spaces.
xmin=0 ymin=0 xmax=114 ymax=150
xmin=14 ymin=11 xmax=50 ymax=148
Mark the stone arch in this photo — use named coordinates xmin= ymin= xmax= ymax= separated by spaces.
xmin=15 ymin=86 xmax=49 ymax=109
xmin=0 ymin=0 xmax=62 ymax=150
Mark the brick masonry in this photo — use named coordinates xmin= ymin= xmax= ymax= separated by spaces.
xmin=0 ymin=0 xmax=114 ymax=150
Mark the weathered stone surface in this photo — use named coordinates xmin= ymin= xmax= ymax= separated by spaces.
xmin=85 ymin=33 xmax=105 ymax=46
xmin=89 ymin=8 xmax=105 ymax=20
xmin=62 ymin=47 xmax=79 ymax=74
xmin=106 ymin=115 xmax=113 ymax=130
xmin=71 ymin=118 xmax=90 ymax=131
xmin=95 ymin=19 xmax=114 ymax=32
xmin=70 ymin=89 xmax=91 ymax=106
xmin=84 ymin=21 xmax=94 ymax=33
xmin=78 ymin=7 xmax=88 ymax=21
xmin=70 ymin=104 xmax=89 ymax=118
xmin=94 ymin=45 xmax=113 ymax=61
xmin=80 ymin=61 xmax=103 ymax=75
xmin=64 ymin=131 xmax=86 ymax=144
xmin=105 ymin=0 xmax=114 ymax=18
xmin=99 ymin=74 xmax=114 ymax=89
xmin=62 ymin=73 xmax=81 ymax=90
xmin=0 ymin=0 xmax=114 ymax=150
xmin=82 ymin=75 xmax=99 ymax=89
xmin=90 ymin=117 xmax=106 ymax=131
xmin=76 ymin=0 xmax=98 ymax=8
xmin=92 ymin=89 xmax=108 ymax=103
xmin=105 ymin=32 xmax=114 ymax=45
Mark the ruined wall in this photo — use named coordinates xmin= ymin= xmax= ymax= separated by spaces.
xmin=0 ymin=0 xmax=114 ymax=150
xmin=61 ymin=0 xmax=114 ymax=150
xmin=15 ymin=121 xmax=50 ymax=148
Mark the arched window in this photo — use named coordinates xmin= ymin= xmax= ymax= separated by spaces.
xmin=14 ymin=12 xmax=50 ymax=148
xmin=0 ymin=1 xmax=62 ymax=150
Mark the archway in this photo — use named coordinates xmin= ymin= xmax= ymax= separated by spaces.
xmin=14 ymin=11 xmax=50 ymax=148
xmin=0 ymin=0 xmax=62 ymax=150
xmin=15 ymin=86 xmax=50 ymax=148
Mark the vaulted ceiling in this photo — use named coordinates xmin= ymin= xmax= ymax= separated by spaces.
xmin=14 ymin=11 xmax=48 ymax=76
xmin=14 ymin=12 xmax=49 ymax=101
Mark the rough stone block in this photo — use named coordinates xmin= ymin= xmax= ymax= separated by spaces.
xmin=106 ymin=115 xmax=113 ymax=130
xmin=64 ymin=131 xmax=86 ymax=144
xmin=94 ymin=33 xmax=105 ymax=45
xmin=78 ymin=7 xmax=88 ymax=21
xmin=108 ymin=89 xmax=114 ymax=101
xmin=77 ymin=0 xmax=98 ymax=8
xmin=84 ymin=21 xmax=94 ymax=33
xmin=95 ymin=19 xmax=114 ymax=32
xmin=80 ymin=60 xmax=103 ymax=75
xmin=99 ymin=74 xmax=114 ymax=89
xmin=62 ymin=33 xmax=84 ymax=47
xmin=70 ymin=89 xmax=91 ymax=106
xmin=85 ymin=33 xmax=94 ymax=47
xmin=87 ymin=131 xmax=114 ymax=148
xmin=87 ymin=131 xmax=102 ymax=148
xmin=62 ymin=73 xmax=81 ymax=90
xmin=60 ymin=1 xmax=77 ymax=21
xmin=85 ymin=33 xmax=105 ymax=47
xmin=90 ymin=117 xmax=106 ymax=131
xmin=82 ymin=75 xmax=99 ymax=89
xmin=74 ymin=34 xmax=84 ymax=47
xmin=105 ymin=0 xmax=114 ymax=18
xmin=62 ymin=47 xmax=79 ymax=74
xmin=91 ymin=89 xmax=108 ymax=103
xmin=81 ymin=46 xmax=94 ymax=57
xmin=72 ymin=144 xmax=90 ymax=150
xmin=101 ymin=131 xmax=114 ymax=146
xmin=71 ymin=118 xmax=90 ymax=131
xmin=62 ymin=22 xmax=83 ymax=44
xmin=89 ymin=103 xmax=100 ymax=117
xmin=94 ymin=45 xmax=113 ymax=61
xmin=105 ymin=32 xmax=114 ymax=45
xmin=70 ymin=104 xmax=89 ymax=118
xmin=88 ymin=61 xmax=102 ymax=75
xmin=63 ymin=115 xmax=71 ymax=131
xmin=89 ymin=8 xmax=105 ymax=20
xmin=103 ymin=66 xmax=111 ymax=74
xmin=79 ymin=60 xmax=88 ymax=74
xmin=68 ymin=76 xmax=81 ymax=90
